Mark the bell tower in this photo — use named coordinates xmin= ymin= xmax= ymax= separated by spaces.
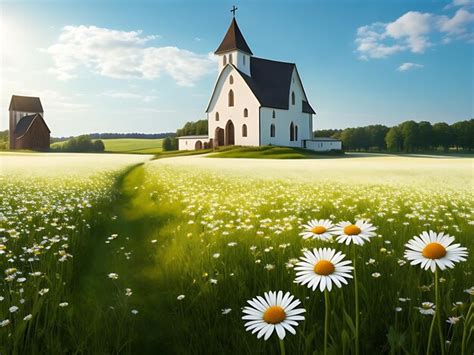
xmin=215 ymin=7 xmax=253 ymax=76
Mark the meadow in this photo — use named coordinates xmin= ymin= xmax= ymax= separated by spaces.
xmin=51 ymin=138 xmax=163 ymax=154
xmin=0 ymin=152 xmax=472 ymax=354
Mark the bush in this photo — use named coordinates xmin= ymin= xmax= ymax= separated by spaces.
xmin=57 ymin=136 xmax=105 ymax=153
xmin=162 ymin=136 xmax=178 ymax=151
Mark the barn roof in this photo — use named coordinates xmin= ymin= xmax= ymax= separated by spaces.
xmin=14 ymin=113 xmax=50 ymax=138
xmin=9 ymin=95 xmax=44 ymax=113
xmin=215 ymin=18 xmax=253 ymax=55
xmin=237 ymin=57 xmax=316 ymax=113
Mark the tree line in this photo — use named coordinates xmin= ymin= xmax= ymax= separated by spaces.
xmin=51 ymin=135 xmax=105 ymax=152
xmin=316 ymin=119 xmax=473 ymax=152
xmin=51 ymin=132 xmax=174 ymax=143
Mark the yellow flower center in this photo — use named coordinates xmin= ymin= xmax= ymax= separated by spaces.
xmin=422 ymin=242 xmax=447 ymax=259
xmin=263 ymin=306 xmax=286 ymax=324
xmin=311 ymin=226 xmax=327 ymax=234
xmin=313 ymin=260 xmax=335 ymax=276
xmin=344 ymin=224 xmax=361 ymax=235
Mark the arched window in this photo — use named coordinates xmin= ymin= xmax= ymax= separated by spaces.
xmin=272 ymin=110 xmax=276 ymax=119
xmin=229 ymin=53 xmax=233 ymax=64
xmin=215 ymin=112 xmax=219 ymax=121
xmin=291 ymin=91 xmax=295 ymax=105
xmin=243 ymin=108 xmax=248 ymax=117
xmin=295 ymin=125 xmax=298 ymax=141
xmin=290 ymin=122 xmax=295 ymax=141
xmin=242 ymin=124 xmax=247 ymax=137
xmin=223 ymin=56 xmax=227 ymax=66
xmin=270 ymin=124 xmax=276 ymax=137
xmin=228 ymin=90 xmax=234 ymax=107
xmin=229 ymin=75 xmax=234 ymax=84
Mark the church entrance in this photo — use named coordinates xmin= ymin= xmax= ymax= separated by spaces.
xmin=214 ymin=127 xmax=225 ymax=147
xmin=225 ymin=120 xmax=235 ymax=145
xmin=195 ymin=140 xmax=203 ymax=150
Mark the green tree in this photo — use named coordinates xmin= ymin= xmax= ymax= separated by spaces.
xmin=417 ymin=121 xmax=433 ymax=150
xmin=93 ymin=140 xmax=105 ymax=152
xmin=400 ymin=121 xmax=419 ymax=152
xmin=432 ymin=122 xmax=453 ymax=151
xmin=163 ymin=137 xmax=178 ymax=151
xmin=366 ymin=125 xmax=389 ymax=150
xmin=385 ymin=126 xmax=403 ymax=152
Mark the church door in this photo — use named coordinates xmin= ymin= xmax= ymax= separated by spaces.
xmin=215 ymin=127 xmax=225 ymax=147
xmin=225 ymin=120 xmax=235 ymax=146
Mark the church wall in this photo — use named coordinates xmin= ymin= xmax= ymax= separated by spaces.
xmin=260 ymin=69 xmax=312 ymax=147
xmin=208 ymin=66 xmax=260 ymax=147
xmin=218 ymin=50 xmax=251 ymax=76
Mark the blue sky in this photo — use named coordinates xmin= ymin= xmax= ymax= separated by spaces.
xmin=1 ymin=0 xmax=473 ymax=136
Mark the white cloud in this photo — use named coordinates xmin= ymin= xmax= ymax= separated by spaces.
xmin=46 ymin=25 xmax=215 ymax=86
xmin=356 ymin=8 xmax=474 ymax=59
xmin=397 ymin=62 xmax=424 ymax=72
xmin=444 ymin=0 xmax=474 ymax=10
xmin=100 ymin=91 xmax=157 ymax=102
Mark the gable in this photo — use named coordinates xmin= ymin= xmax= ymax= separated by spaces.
xmin=205 ymin=65 xmax=259 ymax=113
xmin=9 ymin=95 xmax=44 ymax=113
xmin=14 ymin=114 xmax=50 ymax=139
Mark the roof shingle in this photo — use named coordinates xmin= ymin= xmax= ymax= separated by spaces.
xmin=215 ymin=18 xmax=253 ymax=55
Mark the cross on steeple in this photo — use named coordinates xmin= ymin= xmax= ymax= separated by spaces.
xmin=230 ymin=5 xmax=238 ymax=17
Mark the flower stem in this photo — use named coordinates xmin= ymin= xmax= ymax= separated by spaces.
xmin=461 ymin=302 xmax=474 ymax=355
xmin=279 ymin=338 xmax=286 ymax=355
xmin=352 ymin=245 xmax=360 ymax=355
xmin=324 ymin=289 xmax=329 ymax=355
xmin=435 ymin=270 xmax=445 ymax=355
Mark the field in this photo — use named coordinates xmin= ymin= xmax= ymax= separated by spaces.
xmin=51 ymin=138 xmax=163 ymax=154
xmin=0 ymin=152 xmax=472 ymax=354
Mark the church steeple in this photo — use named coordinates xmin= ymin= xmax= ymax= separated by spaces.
xmin=215 ymin=18 xmax=253 ymax=55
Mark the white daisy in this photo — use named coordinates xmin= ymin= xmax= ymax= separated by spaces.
xmin=242 ymin=291 xmax=305 ymax=340
xmin=299 ymin=219 xmax=335 ymax=241
xmin=294 ymin=248 xmax=353 ymax=292
xmin=404 ymin=231 xmax=468 ymax=272
xmin=418 ymin=302 xmax=435 ymax=315
xmin=333 ymin=220 xmax=377 ymax=246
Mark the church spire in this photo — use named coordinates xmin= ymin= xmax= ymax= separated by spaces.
xmin=214 ymin=17 xmax=253 ymax=55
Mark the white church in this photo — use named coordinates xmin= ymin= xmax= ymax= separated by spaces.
xmin=178 ymin=15 xmax=341 ymax=152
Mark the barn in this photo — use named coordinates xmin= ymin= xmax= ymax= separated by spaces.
xmin=9 ymin=95 xmax=50 ymax=151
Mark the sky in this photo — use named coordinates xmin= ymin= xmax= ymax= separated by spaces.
xmin=1 ymin=0 xmax=473 ymax=137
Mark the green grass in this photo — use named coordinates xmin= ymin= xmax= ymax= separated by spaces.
xmin=208 ymin=145 xmax=344 ymax=159
xmin=51 ymin=138 xmax=163 ymax=154
xmin=0 ymin=153 xmax=473 ymax=354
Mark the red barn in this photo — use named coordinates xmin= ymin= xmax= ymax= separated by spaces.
xmin=9 ymin=95 xmax=50 ymax=151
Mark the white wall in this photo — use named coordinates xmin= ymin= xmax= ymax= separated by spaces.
xmin=178 ymin=137 xmax=210 ymax=151
xmin=260 ymin=68 xmax=312 ymax=147
xmin=305 ymin=140 xmax=342 ymax=151
xmin=207 ymin=65 xmax=260 ymax=146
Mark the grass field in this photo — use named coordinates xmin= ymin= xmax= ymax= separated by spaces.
xmin=0 ymin=153 xmax=472 ymax=354
xmin=208 ymin=145 xmax=343 ymax=159
xmin=51 ymin=138 xmax=163 ymax=154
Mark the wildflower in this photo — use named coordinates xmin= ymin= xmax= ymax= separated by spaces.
xmin=221 ymin=308 xmax=232 ymax=315
xmin=0 ymin=319 xmax=10 ymax=327
xmin=108 ymin=273 xmax=119 ymax=279
xmin=38 ymin=288 xmax=49 ymax=296
xmin=210 ymin=278 xmax=218 ymax=285
xmin=23 ymin=314 xmax=32 ymax=321
xmin=294 ymin=248 xmax=353 ymax=292
xmin=418 ymin=302 xmax=435 ymax=315
xmin=9 ymin=306 xmax=19 ymax=313
xmin=131 ymin=309 xmax=139 ymax=315
xmin=371 ymin=272 xmax=381 ymax=278
xmin=212 ymin=253 xmax=220 ymax=259
xmin=299 ymin=219 xmax=335 ymax=241
xmin=125 ymin=288 xmax=133 ymax=297
xmin=446 ymin=316 xmax=461 ymax=325
xmin=59 ymin=302 xmax=69 ymax=307
xmin=264 ymin=264 xmax=275 ymax=271
xmin=404 ymin=231 xmax=468 ymax=272
xmin=242 ymin=291 xmax=305 ymax=340
xmin=177 ymin=294 xmax=185 ymax=301
xmin=464 ymin=286 xmax=474 ymax=296
xmin=333 ymin=220 xmax=377 ymax=246
xmin=395 ymin=307 xmax=402 ymax=312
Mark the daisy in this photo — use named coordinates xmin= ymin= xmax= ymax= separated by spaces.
xmin=294 ymin=248 xmax=353 ymax=292
xmin=333 ymin=220 xmax=377 ymax=246
xmin=418 ymin=302 xmax=435 ymax=316
xmin=404 ymin=231 xmax=468 ymax=272
xmin=242 ymin=290 xmax=305 ymax=341
xmin=299 ymin=219 xmax=335 ymax=241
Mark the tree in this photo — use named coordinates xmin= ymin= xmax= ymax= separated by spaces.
xmin=93 ymin=140 xmax=105 ymax=152
xmin=340 ymin=128 xmax=357 ymax=150
xmin=366 ymin=125 xmax=389 ymax=150
xmin=385 ymin=126 xmax=403 ymax=152
xmin=432 ymin=122 xmax=453 ymax=151
xmin=163 ymin=136 xmax=178 ymax=151
xmin=417 ymin=121 xmax=433 ymax=150
xmin=451 ymin=119 xmax=474 ymax=150
xmin=400 ymin=121 xmax=419 ymax=152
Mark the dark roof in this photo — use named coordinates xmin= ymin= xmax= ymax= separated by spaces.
xmin=9 ymin=95 xmax=43 ymax=113
xmin=215 ymin=18 xmax=253 ymax=55
xmin=237 ymin=57 xmax=316 ymax=113
xmin=14 ymin=113 xmax=50 ymax=137
xmin=302 ymin=100 xmax=315 ymax=114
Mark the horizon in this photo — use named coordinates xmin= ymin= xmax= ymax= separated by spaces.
xmin=1 ymin=0 xmax=473 ymax=137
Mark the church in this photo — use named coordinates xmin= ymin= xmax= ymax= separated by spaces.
xmin=178 ymin=15 xmax=341 ymax=152
xmin=9 ymin=95 xmax=50 ymax=151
